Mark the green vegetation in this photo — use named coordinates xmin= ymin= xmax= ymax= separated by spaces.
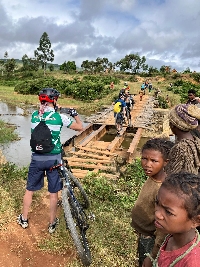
xmin=14 ymin=75 xmax=120 ymax=101
xmin=0 ymin=119 xmax=18 ymax=143
xmin=165 ymin=79 xmax=200 ymax=103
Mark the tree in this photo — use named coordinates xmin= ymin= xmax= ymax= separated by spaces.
xmin=60 ymin=61 xmax=76 ymax=73
xmin=81 ymin=60 xmax=96 ymax=73
xmin=48 ymin=64 xmax=54 ymax=71
xmin=34 ymin=32 xmax=54 ymax=75
xmin=4 ymin=51 xmax=8 ymax=61
xmin=22 ymin=54 xmax=40 ymax=72
xmin=4 ymin=58 xmax=17 ymax=77
xmin=148 ymin=66 xmax=159 ymax=76
xmin=0 ymin=60 xmax=4 ymax=76
xmin=115 ymin=53 xmax=148 ymax=74
xmin=183 ymin=67 xmax=191 ymax=74
xmin=0 ymin=51 xmax=9 ymax=76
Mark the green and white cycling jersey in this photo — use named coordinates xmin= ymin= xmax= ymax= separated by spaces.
xmin=31 ymin=107 xmax=73 ymax=154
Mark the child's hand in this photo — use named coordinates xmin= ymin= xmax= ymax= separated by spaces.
xmin=142 ymin=257 xmax=153 ymax=267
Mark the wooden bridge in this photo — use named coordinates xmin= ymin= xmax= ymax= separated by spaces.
xmin=64 ymin=95 xmax=154 ymax=179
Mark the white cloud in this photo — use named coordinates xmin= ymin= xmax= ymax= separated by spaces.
xmin=0 ymin=0 xmax=200 ymax=71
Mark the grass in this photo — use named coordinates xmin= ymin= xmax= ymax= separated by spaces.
xmin=0 ymin=119 xmax=19 ymax=143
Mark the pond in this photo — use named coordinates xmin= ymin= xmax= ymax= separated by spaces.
xmin=0 ymin=102 xmax=87 ymax=167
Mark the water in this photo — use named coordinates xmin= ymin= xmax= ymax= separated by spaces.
xmin=0 ymin=102 xmax=87 ymax=167
xmin=121 ymin=136 xmax=134 ymax=149
xmin=100 ymin=133 xmax=116 ymax=142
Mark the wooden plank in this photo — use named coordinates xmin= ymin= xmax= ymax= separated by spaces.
xmin=127 ymin=128 xmax=143 ymax=163
xmin=80 ymin=124 xmax=107 ymax=147
xmin=67 ymin=162 xmax=116 ymax=172
xmin=76 ymin=146 xmax=117 ymax=156
xmin=107 ymin=127 xmax=126 ymax=152
xmin=67 ymin=157 xmax=112 ymax=164
xmin=71 ymin=169 xmax=89 ymax=173
xmin=67 ymin=151 xmax=110 ymax=160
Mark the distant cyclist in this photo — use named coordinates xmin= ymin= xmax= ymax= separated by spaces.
xmin=124 ymin=91 xmax=132 ymax=126
xmin=113 ymin=93 xmax=126 ymax=135
xmin=124 ymin=81 xmax=130 ymax=93
xmin=119 ymin=82 xmax=130 ymax=94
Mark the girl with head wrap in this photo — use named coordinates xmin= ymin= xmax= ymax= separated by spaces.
xmin=165 ymin=104 xmax=200 ymax=176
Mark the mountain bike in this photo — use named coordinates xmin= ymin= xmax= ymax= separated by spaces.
xmin=50 ymin=136 xmax=92 ymax=266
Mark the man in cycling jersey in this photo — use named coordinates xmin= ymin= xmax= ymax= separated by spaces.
xmin=17 ymin=88 xmax=83 ymax=234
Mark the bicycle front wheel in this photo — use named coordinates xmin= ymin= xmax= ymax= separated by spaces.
xmin=65 ymin=168 xmax=90 ymax=209
xmin=62 ymin=188 xmax=92 ymax=266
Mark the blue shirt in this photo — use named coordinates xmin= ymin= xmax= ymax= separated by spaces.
xmin=115 ymin=99 xmax=126 ymax=112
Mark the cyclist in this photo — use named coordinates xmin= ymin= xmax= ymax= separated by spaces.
xmin=119 ymin=82 xmax=130 ymax=94
xmin=113 ymin=93 xmax=126 ymax=135
xmin=124 ymin=81 xmax=130 ymax=93
xmin=124 ymin=91 xmax=132 ymax=126
xmin=141 ymin=82 xmax=145 ymax=95
xmin=17 ymin=88 xmax=83 ymax=234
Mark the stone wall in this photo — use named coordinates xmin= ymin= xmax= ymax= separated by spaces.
xmin=143 ymin=108 xmax=172 ymax=138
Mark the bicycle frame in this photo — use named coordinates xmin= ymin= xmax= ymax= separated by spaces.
xmin=50 ymin=140 xmax=91 ymax=266
xmin=57 ymin=161 xmax=87 ymax=221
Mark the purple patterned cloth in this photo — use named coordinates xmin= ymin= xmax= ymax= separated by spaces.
xmin=175 ymin=104 xmax=198 ymax=127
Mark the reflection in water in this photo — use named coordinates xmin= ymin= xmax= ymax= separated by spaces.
xmin=0 ymin=102 xmax=87 ymax=167
xmin=0 ymin=102 xmax=24 ymax=115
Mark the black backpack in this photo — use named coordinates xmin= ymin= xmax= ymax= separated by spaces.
xmin=30 ymin=112 xmax=55 ymax=154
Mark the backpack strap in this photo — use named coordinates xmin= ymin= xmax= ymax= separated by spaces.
xmin=40 ymin=111 xmax=55 ymax=121
xmin=40 ymin=111 xmax=59 ymax=146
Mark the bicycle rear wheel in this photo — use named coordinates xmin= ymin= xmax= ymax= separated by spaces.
xmin=65 ymin=168 xmax=90 ymax=209
xmin=62 ymin=187 xmax=92 ymax=266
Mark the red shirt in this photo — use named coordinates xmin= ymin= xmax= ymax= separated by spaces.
xmin=157 ymin=234 xmax=200 ymax=266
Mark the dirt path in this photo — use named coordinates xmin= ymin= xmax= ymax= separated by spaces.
xmin=0 ymin=191 xmax=76 ymax=267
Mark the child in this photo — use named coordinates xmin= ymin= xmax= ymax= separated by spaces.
xmin=151 ymin=172 xmax=200 ymax=266
xmin=131 ymin=138 xmax=174 ymax=267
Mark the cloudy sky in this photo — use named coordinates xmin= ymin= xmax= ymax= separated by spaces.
xmin=1 ymin=0 xmax=200 ymax=71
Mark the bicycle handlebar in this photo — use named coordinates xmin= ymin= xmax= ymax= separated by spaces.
xmin=59 ymin=107 xmax=71 ymax=114
xmin=63 ymin=135 xmax=77 ymax=147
